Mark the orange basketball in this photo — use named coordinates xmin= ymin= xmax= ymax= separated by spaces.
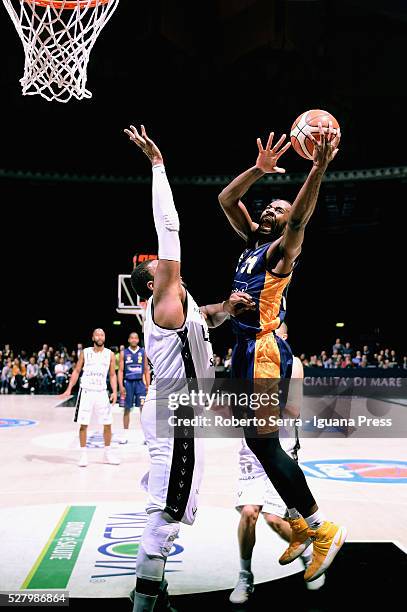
xmin=290 ymin=109 xmax=340 ymax=160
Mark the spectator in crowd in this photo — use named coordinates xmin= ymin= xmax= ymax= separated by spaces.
xmin=26 ymin=357 xmax=40 ymax=394
xmin=362 ymin=345 xmax=370 ymax=361
xmin=224 ymin=348 xmax=233 ymax=372
xmin=390 ymin=350 xmax=398 ymax=367
xmin=323 ymin=355 xmax=333 ymax=368
xmin=3 ymin=344 xmax=12 ymax=360
xmin=320 ymin=350 xmax=328 ymax=364
xmin=11 ymin=358 xmax=26 ymax=393
xmin=360 ymin=356 xmax=368 ymax=368
xmin=19 ymin=350 xmax=29 ymax=368
xmin=352 ymin=351 xmax=362 ymax=366
xmin=332 ymin=338 xmax=344 ymax=354
xmin=214 ymin=355 xmax=225 ymax=375
xmin=39 ymin=358 xmax=54 ymax=393
xmin=342 ymin=355 xmax=353 ymax=369
xmin=54 ymin=357 xmax=68 ymax=393
xmin=343 ymin=342 xmax=353 ymax=356
xmin=38 ymin=344 xmax=48 ymax=363
xmin=1 ymin=358 xmax=12 ymax=394
xmin=402 ymin=356 xmax=407 ymax=370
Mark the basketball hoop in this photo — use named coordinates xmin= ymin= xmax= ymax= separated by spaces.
xmin=2 ymin=0 xmax=120 ymax=102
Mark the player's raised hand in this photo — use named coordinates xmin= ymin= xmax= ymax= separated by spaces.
xmin=124 ymin=124 xmax=163 ymax=166
xmin=255 ymin=132 xmax=291 ymax=174
xmin=309 ymin=121 xmax=341 ymax=170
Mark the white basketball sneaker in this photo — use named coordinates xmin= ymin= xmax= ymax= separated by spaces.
xmin=229 ymin=570 xmax=254 ymax=604
xmin=302 ymin=554 xmax=326 ymax=590
xmin=78 ymin=451 xmax=88 ymax=467
xmin=118 ymin=432 xmax=128 ymax=444
xmin=104 ymin=448 xmax=120 ymax=465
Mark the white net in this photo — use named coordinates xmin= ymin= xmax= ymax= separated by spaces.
xmin=2 ymin=0 xmax=120 ymax=102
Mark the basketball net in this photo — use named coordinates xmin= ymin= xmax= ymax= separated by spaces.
xmin=2 ymin=0 xmax=120 ymax=102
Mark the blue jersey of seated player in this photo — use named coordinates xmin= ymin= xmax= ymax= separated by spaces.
xmin=124 ymin=347 xmax=146 ymax=409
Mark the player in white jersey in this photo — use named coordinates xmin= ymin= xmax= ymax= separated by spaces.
xmin=123 ymin=124 xmax=255 ymax=612
xmin=59 ymin=328 xmax=119 ymax=467
xmin=229 ymin=323 xmax=325 ymax=604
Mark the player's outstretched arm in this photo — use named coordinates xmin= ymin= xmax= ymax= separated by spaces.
xmin=200 ymin=291 xmax=256 ymax=328
xmin=277 ymin=122 xmax=340 ymax=273
xmin=124 ymin=125 xmax=185 ymax=329
xmin=218 ymin=132 xmax=290 ymax=241
xmin=59 ymin=351 xmax=84 ymax=398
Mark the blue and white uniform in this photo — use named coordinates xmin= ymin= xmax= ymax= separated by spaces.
xmin=123 ymin=346 xmax=146 ymax=409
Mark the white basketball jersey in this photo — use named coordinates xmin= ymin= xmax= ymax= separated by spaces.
xmin=80 ymin=347 xmax=111 ymax=391
xmin=144 ymin=291 xmax=215 ymax=392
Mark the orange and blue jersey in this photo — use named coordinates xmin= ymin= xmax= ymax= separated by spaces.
xmin=231 ymin=242 xmax=293 ymax=381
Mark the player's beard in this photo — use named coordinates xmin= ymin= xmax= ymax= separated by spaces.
xmin=94 ymin=340 xmax=104 ymax=347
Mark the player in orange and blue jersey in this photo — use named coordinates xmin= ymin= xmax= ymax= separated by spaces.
xmin=219 ymin=123 xmax=347 ymax=583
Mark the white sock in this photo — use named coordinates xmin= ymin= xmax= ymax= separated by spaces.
xmin=240 ymin=557 xmax=252 ymax=572
xmin=132 ymin=592 xmax=158 ymax=612
xmin=80 ymin=448 xmax=87 ymax=454
xmin=304 ymin=510 xmax=325 ymax=529
xmin=288 ymin=508 xmax=301 ymax=519
xmin=301 ymin=547 xmax=313 ymax=563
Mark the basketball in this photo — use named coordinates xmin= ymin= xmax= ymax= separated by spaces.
xmin=290 ymin=109 xmax=340 ymax=160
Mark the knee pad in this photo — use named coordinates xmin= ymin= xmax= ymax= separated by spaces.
xmin=142 ymin=510 xmax=180 ymax=559
xmin=136 ymin=511 xmax=180 ymax=581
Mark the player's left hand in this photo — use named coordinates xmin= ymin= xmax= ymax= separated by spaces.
xmin=124 ymin=124 xmax=163 ymax=166
xmin=110 ymin=393 xmax=117 ymax=404
xmin=309 ymin=121 xmax=341 ymax=170
xmin=224 ymin=291 xmax=256 ymax=316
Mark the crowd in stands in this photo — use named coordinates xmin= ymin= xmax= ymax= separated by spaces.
xmin=0 ymin=344 xmax=83 ymax=395
xmin=213 ymin=339 xmax=407 ymax=374
xmin=1 ymin=337 xmax=406 ymax=394
xmin=298 ymin=338 xmax=407 ymax=370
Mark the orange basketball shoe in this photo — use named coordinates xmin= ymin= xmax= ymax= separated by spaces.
xmin=304 ymin=522 xmax=347 ymax=582
xmin=279 ymin=517 xmax=313 ymax=565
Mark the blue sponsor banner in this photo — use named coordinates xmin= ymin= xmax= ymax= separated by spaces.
xmin=301 ymin=459 xmax=407 ymax=483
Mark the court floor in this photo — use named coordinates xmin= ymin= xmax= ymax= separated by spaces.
xmin=1 ymin=395 xmax=406 ymax=599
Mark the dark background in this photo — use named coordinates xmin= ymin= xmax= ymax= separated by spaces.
xmin=0 ymin=0 xmax=406 ymax=356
